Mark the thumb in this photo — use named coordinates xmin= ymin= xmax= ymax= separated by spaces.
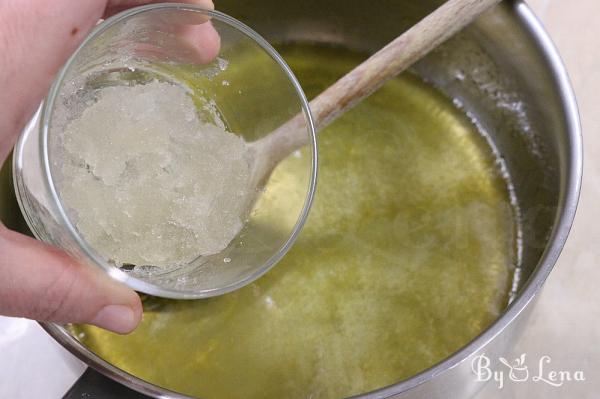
xmin=0 ymin=225 xmax=142 ymax=334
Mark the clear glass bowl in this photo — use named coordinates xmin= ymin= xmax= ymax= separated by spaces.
xmin=12 ymin=4 xmax=317 ymax=299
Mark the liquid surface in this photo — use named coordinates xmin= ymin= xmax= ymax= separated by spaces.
xmin=73 ymin=44 xmax=517 ymax=399
xmin=58 ymin=81 xmax=250 ymax=267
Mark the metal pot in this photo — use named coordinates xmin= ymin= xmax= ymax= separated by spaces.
xmin=0 ymin=0 xmax=581 ymax=398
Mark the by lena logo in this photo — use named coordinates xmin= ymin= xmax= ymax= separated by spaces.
xmin=471 ymin=353 xmax=585 ymax=389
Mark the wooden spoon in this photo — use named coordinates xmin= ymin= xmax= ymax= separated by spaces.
xmin=248 ymin=0 xmax=501 ymax=186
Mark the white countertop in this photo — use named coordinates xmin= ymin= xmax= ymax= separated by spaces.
xmin=1 ymin=1 xmax=598 ymax=398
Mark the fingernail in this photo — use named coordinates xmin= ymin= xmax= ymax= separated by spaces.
xmin=91 ymin=305 xmax=137 ymax=334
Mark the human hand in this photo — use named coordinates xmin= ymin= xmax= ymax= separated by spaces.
xmin=0 ymin=0 xmax=219 ymax=334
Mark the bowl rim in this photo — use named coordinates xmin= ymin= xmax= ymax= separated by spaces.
xmin=36 ymin=3 xmax=318 ymax=299
xmin=41 ymin=0 xmax=583 ymax=397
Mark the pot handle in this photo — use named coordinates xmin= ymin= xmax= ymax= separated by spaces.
xmin=63 ymin=367 xmax=151 ymax=399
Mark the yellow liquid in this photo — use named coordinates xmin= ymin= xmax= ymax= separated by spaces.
xmin=72 ymin=44 xmax=517 ymax=399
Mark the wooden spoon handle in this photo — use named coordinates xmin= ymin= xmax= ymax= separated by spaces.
xmin=255 ymin=0 xmax=502 ymax=170
xmin=310 ymin=0 xmax=501 ymax=129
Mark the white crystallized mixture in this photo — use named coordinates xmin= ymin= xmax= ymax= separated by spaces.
xmin=58 ymin=81 xmax=251 ymax=267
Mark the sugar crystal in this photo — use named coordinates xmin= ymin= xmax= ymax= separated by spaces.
xmin=58 ymin=81 xmax=251 ymax=267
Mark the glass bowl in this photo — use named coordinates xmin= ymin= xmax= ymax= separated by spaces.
xmin=13 ymin=4 xmax=317 ymax=299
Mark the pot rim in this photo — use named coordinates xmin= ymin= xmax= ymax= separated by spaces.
xmin=41 ymin=1 xmax=583 ymax=398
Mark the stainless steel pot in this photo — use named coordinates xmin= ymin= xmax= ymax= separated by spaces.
xmin=0 ymin=0 xmax=581 ymax=398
